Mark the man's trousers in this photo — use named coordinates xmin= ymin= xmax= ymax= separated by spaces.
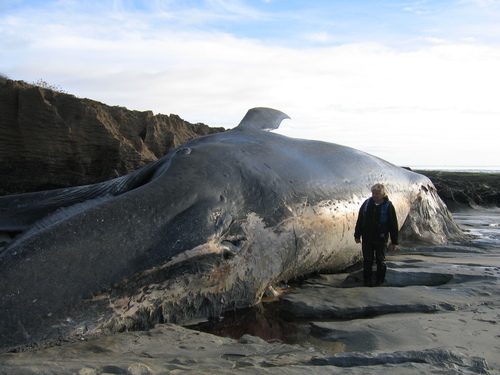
xmin=362 ymin=241 xmax=387 ymax=286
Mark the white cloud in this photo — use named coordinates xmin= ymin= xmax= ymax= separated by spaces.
xmin=425 ymin=37 xmax=447 ymax=44
xmin=206 ymin=0 xmax=263 ymax=17
xmin=304 ymin=31 xmax=336 ymax=44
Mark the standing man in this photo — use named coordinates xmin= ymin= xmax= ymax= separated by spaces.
xmin=354 ymin=183 xmax=398 ymax=287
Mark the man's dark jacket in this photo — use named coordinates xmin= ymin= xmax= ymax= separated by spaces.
xmin=354 ymin=196 xmax=399 ymax=245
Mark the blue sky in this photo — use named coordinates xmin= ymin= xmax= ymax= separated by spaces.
xmin=1 ymin=0 xmax=499 ymax=168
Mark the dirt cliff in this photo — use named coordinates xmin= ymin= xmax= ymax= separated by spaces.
xmin=0 ymin=79 xmax=225 ymax=195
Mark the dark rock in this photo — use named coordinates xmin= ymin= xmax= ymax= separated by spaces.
xmin=0 ymin=79 xmax=225 ymax=195
xmin=416 ymin=170 xmax=500 ymax=210
xmin=280 ymin=283 xmax=470 ymax=320
xmin=310 ymin=348 xmax=489 ymax=370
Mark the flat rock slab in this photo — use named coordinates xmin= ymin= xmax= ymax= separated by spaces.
xmin=280 ymin=284 xmax=471 ymax=319
xmin=279 ymin=258 xmax=500 ymax=321
xmin=310 ymin=306 xmax=499 ymax=369
xmin=279 ymin=246 xmax=500 ymax=372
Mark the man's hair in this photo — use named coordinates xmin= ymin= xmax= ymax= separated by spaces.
xmin=371 ymin=183 xmax=387 ymax=196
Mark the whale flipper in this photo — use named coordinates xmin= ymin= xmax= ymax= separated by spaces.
xmin=236 ymin=107 xmax=290 ymax=131
xmin=0 ymin=157 xmax=168 ymax=232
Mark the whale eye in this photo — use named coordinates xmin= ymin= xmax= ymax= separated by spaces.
xmin=223 ymin=250 xmax=235 ymax=260
xmin=175 ymin=147 xmax=191 ymax=155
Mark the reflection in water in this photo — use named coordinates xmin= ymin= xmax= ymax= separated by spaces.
xmin=452 ymin=208 xmax=500 ymax=248
xmin=185 ymin=300 xmax=347 ymax=355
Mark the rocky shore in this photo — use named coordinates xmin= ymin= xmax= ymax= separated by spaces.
xmin=1 ymin=209 xmax=499 ymax=374
xmin=415 ymin=170 xmax=500 ymax=210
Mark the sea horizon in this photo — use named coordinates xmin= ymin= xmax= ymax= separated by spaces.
xmin=408 ymin=165 xmax=500 ymax=173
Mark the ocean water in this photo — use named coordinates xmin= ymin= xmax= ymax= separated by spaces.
xmin=453 ymin=208 xmax=500 ymax=249
xmin=410 ymin=165 xmax=500 ymax=173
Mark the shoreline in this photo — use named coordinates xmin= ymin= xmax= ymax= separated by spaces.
xmin=409 ymin=166 xmax=500 ymax=173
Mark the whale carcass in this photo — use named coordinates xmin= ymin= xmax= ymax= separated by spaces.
xmin=0 ymin=108 xmax=462 ymax=347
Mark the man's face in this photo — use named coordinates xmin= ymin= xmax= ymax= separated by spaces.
xmin=371 ymin=189 xmax=385 ymax=204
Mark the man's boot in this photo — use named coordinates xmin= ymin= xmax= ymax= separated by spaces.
xmin=375 ymin=263 xmax=387 ymax=286
xmin=363 ymin=265 xmax=373 ymax=287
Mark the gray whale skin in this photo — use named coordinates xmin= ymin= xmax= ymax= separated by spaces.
xmin=0 ymin=107 xmax=461 ymax=347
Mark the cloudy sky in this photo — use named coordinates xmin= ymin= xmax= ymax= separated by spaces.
xmin=1 ymin=0 xmax=499 ymax=169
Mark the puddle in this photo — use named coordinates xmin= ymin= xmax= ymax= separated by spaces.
xmin=452 ymin=208 xmax=500 ymax=247
xmin=185 ymin=300 xmax=346 ymax=355
xmin=185 ymin=300 xmax=304 ymax=343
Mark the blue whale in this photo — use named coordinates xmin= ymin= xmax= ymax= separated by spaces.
xmin=0 ymin=108 xmax=462 ymax=347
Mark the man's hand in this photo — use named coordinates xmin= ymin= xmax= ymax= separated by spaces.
xmin=355 ymin=238 xmax=361 ymax=244
xmin=389 ymin=243 xmax=398 ymax=251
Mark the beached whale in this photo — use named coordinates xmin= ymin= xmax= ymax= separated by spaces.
xmin=0 ymin=108 xmax=462 ymax=348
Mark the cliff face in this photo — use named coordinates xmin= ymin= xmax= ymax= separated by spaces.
xmin=0 ymin=80 xmax=225 ymax=195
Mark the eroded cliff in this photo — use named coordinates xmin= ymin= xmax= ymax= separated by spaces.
xmin=0 ymin=79 xmax=225 ymax=195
